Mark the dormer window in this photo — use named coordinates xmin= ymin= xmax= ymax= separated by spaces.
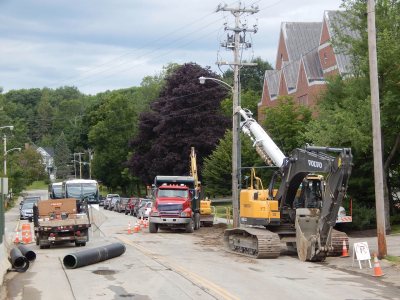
xmin=324 ymin=53 xmax=328 ymax=65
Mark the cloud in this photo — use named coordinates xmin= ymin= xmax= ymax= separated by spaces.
xmin=0 ymin=0 xmax=343 ymax=94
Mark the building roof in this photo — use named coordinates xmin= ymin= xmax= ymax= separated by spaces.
xmin=264 ymin=70 xmax=280 ymax=99
xmin=302 ymin=49 xmax=324 ymax=82
xmin=282 ymin=61 xmax=300 ymax=92
xmin=324 ymin=10 xmax=357 ymax=75
xmin=282 ymin=22 xmax=322 ymax=62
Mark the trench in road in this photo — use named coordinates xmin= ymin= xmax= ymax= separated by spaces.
xmin=117 ymin=235 xmax=239 ymax=300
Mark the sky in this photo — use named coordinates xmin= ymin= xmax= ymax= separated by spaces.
xmin=0 ymin=0 xmax=343 ymax=95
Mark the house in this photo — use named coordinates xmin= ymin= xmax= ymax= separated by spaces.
xmin=36 ymin=146 xmax=56 ymax=180
xmin=257 ymin=11 xmax=355 ymax=122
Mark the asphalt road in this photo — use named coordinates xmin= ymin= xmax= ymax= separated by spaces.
xmin=1 ymin=190 xmax=399 ymax=300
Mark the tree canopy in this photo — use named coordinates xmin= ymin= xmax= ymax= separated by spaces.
xmin=128 ymin=63 xmax=230 ymax=184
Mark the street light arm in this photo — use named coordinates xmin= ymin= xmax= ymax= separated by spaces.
xmin=5 ymin=148 xmax=21 ymax=155
xmin=0 ymin=126 xmax=13 ymax=131
xmin=198 ymin=76 xmax=233 ymax=91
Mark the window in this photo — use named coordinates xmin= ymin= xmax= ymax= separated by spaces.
xmin=323 ymin=53 xmax=328 ymax=65
xmin=297 ymin=94 xmax=309 ymax=106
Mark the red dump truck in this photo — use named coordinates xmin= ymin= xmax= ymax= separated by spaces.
xmin=148 ymin=176 xmax=200 ymax=233
xmin=34 ymin=198 xmax=91 ymax=249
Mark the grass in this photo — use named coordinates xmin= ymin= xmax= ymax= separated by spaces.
xmin=26 ymin=180 xmax=48 ymax=190
xmin=384 ymin=255 xmax=400 ymax=264
xmin=391 ymin=224 xmax=400 ymax=234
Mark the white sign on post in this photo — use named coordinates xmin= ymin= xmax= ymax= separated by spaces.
xmin=352 ymin=241 xmax=372 ymax=269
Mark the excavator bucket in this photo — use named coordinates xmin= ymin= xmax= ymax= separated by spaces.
xmin=295 ymin=208 xmax=326 ymax=262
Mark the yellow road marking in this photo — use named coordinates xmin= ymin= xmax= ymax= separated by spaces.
xmin=117 ymin=235 xmax=239 ymax=300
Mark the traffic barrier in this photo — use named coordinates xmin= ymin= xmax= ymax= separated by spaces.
xmin=128 ymin=222 xmax=132 ymax=234
xmin=372 ymin=253 xmax=384 ymax=277
xmin=13 ymin=230 xmax=20 ymax=244
xmin=21 ymin=223 xmax=32 ymax=244
xmin=341 ymin=240 xmax=349 ymax=257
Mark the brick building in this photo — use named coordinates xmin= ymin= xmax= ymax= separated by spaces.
xmin=257 ymin=11 xmax=354 ymax=121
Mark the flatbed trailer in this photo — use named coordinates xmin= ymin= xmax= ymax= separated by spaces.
xmin=34 ymin=198 xmax=91 ymax=248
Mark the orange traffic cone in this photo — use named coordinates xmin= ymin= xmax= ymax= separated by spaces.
xmin=13 ymin=231 xmax=20 ymax=244
xmin=373 ymin=253 xmax=384 ymax=277
xmin=134 ymin=222 xmax=140 ymax=233
xmin=341 ymin=240 xmax=349 ymax=257
xmin=128 ymin=222 xmax=132 ymax=234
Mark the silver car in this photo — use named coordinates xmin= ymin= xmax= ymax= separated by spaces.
xmin=20 ymin=202 xmax=34 ymax=221
xmin=137 ymin=201 xmax=152 ymax=219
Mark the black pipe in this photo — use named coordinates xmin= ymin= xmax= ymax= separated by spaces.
xmin=63 ymin=243 xmax=126 ymax=269
xmin=17 ymin=245 xmax=37 ymax=261
xmin=9 ymin=247 xmax=30 ymax=272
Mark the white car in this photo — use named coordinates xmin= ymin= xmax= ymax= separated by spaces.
xmin=138 ymin=202 xmax=152 ymax=219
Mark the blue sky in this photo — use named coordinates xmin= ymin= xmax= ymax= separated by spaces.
xmin=0 ymin=0 xmax=342 ymax=94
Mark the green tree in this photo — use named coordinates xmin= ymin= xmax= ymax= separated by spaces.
xmin=202 ymin=130 xmax=272 ymax=196
xmin=263 ymin=96 xmax=312 ymax=155
xmin=305 ymin=0 xmax=400 ymax=228
xmin=9 ymin=148 xmax=47 ymax=194
xmin=54 ymin=132 xmax=71 ymax=179
xmin=89 ymin=92 xmax=139 ymax=191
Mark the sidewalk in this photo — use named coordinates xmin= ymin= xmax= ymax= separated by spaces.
xmin=214 ymin=217 xmax=400 ymax=287
xmin=325 ymin=233 xmax=400 ymax=287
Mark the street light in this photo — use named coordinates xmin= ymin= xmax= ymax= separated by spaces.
xmin=198 ymin=76 xmax=233 ymax=91
xmin=4 ymin=148 xmax=22 ymax=176
xmin=0 ymin=125 xmax=14 ymax=241
xmin=199 ymin=76 xmax=241 ymax=227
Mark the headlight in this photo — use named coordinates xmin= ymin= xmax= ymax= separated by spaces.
xmin=180 ymin=209 xmax=192 ymax=217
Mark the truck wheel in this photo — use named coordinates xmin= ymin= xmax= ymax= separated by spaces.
xmin=194 ymin=213 xmax=200 ymax=230
xmin=149 ymin=222 xmax=158 ymax=233
xmin=185 ymin=219 xmax=194 ymax=233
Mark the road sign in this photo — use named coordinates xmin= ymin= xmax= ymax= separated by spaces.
xmin=352 ymin=241 xmax=372 ymax=269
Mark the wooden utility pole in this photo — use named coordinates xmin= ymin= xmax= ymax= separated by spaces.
xmin=367 ymin=0 xmax=387 ymax=258
xmin=216 ymin=3 xmax=258 ymax=227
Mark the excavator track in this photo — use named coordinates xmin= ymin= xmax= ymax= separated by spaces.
xmin=224 ymin=227 xmax=281 ymax=259
xmin=328 ymin=229 xmax=349 ymax=256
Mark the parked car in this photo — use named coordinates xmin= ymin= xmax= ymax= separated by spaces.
xmin=99 ymin=195 xmax=105 ymax=206
xmin=125 ymin=197 xmax=139 ymax=216
xmin=109 ymin=195 xmax=121 ymax=211
xmin=20 ymin=196 xmax=41 ymax=210
xmin=137 ymin=201 xmax=152 ymax=219
xmin=20 ymin=202 xmax=35 ymax=221
xmin=104 ymin=194 xmax=119 ymax=210
xmin=133 ymin=198 xmax=151 ymax=217
xmin=115 ymin=197 xmax=129 ymax=213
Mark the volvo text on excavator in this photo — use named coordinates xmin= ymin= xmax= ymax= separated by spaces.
xmin=224 ymin=108 xmax=353 ymax=261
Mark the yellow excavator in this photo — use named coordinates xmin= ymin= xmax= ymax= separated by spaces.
xmin=224 ymin=108 xmax=353 ymax=261
xmin=190 ymin=147 xmax=214 ymax=227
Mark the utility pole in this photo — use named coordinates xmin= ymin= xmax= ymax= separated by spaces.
xmin=88 ymin=149 xmax=93 ymax=179
xmin=78 ymin=152 xmax=84 ymax=179
xmin=367 ymin=0 xmax=387 ymax=258
xmin=216 ymin=3 xmax=259 ymax=227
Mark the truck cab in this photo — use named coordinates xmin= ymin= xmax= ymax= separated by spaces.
xmin=149 ymin=176 xmax=200 ymax=233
